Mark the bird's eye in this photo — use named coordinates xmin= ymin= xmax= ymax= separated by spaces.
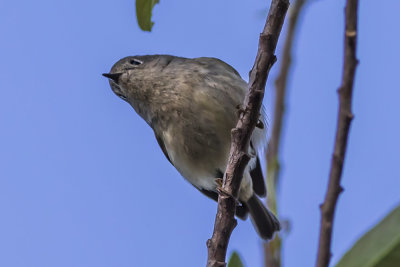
xmin=129 ymin=59 xmax=143 ymax=65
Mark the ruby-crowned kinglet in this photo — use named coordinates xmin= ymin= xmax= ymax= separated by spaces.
xmin=103 ymin=55 xmax=280 ymax=240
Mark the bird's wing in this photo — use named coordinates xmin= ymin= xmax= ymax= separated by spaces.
xmin=249 ymin=151 xmax=267 ymax=198
xmin=195 ymin=57 xmax=242 ymax=78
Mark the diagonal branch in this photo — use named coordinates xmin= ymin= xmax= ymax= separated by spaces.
xmin=316 ymin=1 xmax=359 ymax=267
xmin=264 ymin=1 xmax=308 ymax=266
xmin=206 ymin=1 xmax=289 ymax=266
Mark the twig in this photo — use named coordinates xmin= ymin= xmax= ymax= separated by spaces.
xmin=206 ymin=1 xmax=289 ymax=267
xmin=264 ymin=1 xmax=308 ymax=266
xmin=316 ymin=1 xmax=359 ymax=267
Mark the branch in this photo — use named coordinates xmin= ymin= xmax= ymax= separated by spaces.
xmin=206 ymin=1 xmax=289 ymax=267
xmin=316 ymin=1 xmax=359 ymax=267
xmin=264 ymin=1 xmax=308 ymax=266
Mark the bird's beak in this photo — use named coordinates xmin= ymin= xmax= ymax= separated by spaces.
xmin=102 ymin=73 xmax=123 ymax=83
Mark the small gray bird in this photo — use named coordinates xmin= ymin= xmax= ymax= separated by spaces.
xmin=103 ymin=55 xmax=280 ymax=240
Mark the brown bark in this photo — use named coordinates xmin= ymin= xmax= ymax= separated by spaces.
xmin=316 ymin=1 xmax=359 ymax=267
xmin=206 ymin=1 xmax=290 ymax=266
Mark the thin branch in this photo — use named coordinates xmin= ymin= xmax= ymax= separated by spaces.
xmin=264 ymin=1 xmax=308 ymax=266
xmin=316 ymin=1 xmax=359 ymax=267
xmin=267 ymin=0 xmax=307 ymax=161
xmin=206 ymin=1 xmax=289 ymax=267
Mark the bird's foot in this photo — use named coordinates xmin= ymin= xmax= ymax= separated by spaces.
xmin=215 ymin=178 xmax=238 ymax=202
xmin=215 ymin=177 xmax=223 ymax=188
xmin=236 ymin=104 xmax=263 ymax=129
xmin=236 ymin=104 xmax=245 ymax=118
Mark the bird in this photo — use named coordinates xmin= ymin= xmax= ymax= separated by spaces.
xmin=103 ymin=55 xmax=280 ymax=240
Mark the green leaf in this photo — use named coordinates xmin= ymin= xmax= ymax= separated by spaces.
xmin=227 ymin=251 xmax=244 ymax=267
xmin=135 ymin=0 xmax=159 ymax=32
xmin=335 ymin=204 xmax=400 ymax=267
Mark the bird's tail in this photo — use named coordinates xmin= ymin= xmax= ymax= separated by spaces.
xmin=245 ymin=194 xmax=280 ymax=240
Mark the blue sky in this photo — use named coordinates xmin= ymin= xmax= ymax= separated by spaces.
xmin=1 ymin=0 xmax=399 ymax=266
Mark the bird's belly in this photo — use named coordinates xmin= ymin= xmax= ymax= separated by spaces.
xmin=162 ymin=127 xmax=229 ymax=191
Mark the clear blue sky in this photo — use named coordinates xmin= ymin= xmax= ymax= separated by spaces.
xmin=1 ymin=0 xmax=399 ymax=266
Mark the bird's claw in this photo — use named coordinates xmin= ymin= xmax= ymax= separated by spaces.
xmin=236 ymin=104 xmax=245 ymax=118
xmin=215 ymin=178 xmax=238 ymax=202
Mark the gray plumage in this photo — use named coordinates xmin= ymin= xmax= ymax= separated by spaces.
xmin=103 ymin=55 xmax=280 ymax=240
